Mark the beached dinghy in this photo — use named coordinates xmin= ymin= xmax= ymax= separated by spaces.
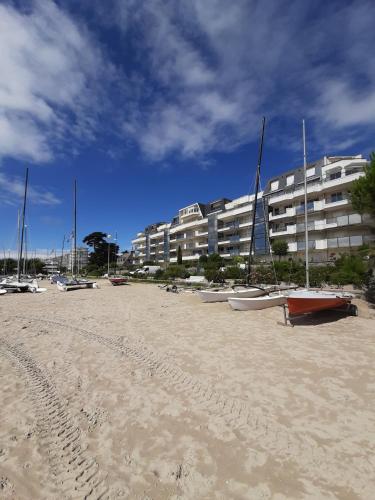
xmin=57 ymin=277 xmax=98 ymax=292
xmin=283 ymin=122 xmax=355 ymax=319
xmin=109 ymin=277 xmax=128 ymax=285
xmin=286 ymin=290 xmax=353 ymax=316
xmin=228 ymin=292 xmax=287 ymax=310
xmin=0 ymin=289 xmax=7 ymax=295
xmin=197 ymin=286 xmax=269 ymax=303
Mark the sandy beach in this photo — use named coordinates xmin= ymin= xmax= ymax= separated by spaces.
xmin=1 ymin=281 xmax=375 ymax=499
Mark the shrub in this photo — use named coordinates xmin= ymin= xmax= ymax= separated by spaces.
xmin=365 ymin=270 xmax=375 ymax=303
xmin=153 ymin=269 xmax=165 ymax=280
xmin=204 ymin=268 xmax=225 ymax=283
xmin=223 ymin=266 xmax=245 ymax=280
xmin=164 ymin=265 xmax=190 ymax=279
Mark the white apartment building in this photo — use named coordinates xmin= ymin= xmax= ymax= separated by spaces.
xmin=132 ymin=194 xmax=267 ymax=265
xmin=131 ymin=155 xmax=374 ymax=265
xmin=265 ymin=155 xmax=374 ymax=262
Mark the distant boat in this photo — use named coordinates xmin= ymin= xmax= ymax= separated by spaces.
xmin=228 ymin=292 xmax=287 ymax=311
xmin=57 ymin=180 xmax=98 ymax=292
xmin=109 ymin=277 xmax=128 ymax=286
xmin=0 ymin=169 xmax=45 ymax=294
xmin=56 ymin=276 xmax=98 ymax=292
xmin=286 ymin=121 xmax=354 ymax=317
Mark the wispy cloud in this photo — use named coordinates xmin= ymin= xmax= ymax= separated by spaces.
xmin=0 ymin=0 xmax=113 ymax=163
xmin=0 ymin=171 xmax=61 ymax=206
xmin=1 ymin=0 xmax=375 ymax=166
xmin=102 ymin=0 xmax=375 ymax=159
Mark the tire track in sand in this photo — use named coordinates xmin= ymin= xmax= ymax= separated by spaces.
xmin=0 ymin=337 xmax=110 ymax=500
xmin=7 ymin=314 xmax=374 ymax=495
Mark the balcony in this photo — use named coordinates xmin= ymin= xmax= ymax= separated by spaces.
xmin=269 ymin=207 xmax=296 ymax=220
xmin=322 ymin=198 xmax=349 ymax=210
xmin=267 ymin=171 xmax=364 ymax=205
xmin=270 ymin=224 xmax=296 ymax=237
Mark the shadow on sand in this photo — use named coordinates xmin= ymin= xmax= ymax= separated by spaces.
xmin=289 ymin=309 xmax=353 ymax=327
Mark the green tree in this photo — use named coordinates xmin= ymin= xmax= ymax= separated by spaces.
xmin=351 ymin=152 xmax=375 ymax=217
xmin=272 ymin=240 xmax=289 ymax=261
xmin=177 ymin=245 xmax=183 ymax=265
xmin=82 ymin=231 xmax=119 ymax=269
xmin=0 ymin=258 xmax=17 ymax=274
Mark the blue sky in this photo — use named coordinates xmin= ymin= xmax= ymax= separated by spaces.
xmin=1 ymin=0 xmax=375 ymax=255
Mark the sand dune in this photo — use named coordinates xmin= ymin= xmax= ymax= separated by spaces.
xmin=1 ymin=281 xmax=375 ymax=499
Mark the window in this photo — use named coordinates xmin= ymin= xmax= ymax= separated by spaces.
xmin=330 ymin=192 xmax=343 ymax=203
xmin=286 ymin=175 xmax=294 ymax=185
xmin=306 ymin=167 xmax=315 ymax=177
xmin=329 ymin=171 xmax=341 ymax=180
xmin=270 ymin=180 xmax=279 ymax=191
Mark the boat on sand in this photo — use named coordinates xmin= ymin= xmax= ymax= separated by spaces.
xmin=109 ymin=277 xmax=128 ymax=286
xmin=286 ymin=290 xmax=353 ymax=316
xmin=197 ymin=286 xmax=270 ymax=303
xmin=228 ymin=292 xmax=287 ymax=310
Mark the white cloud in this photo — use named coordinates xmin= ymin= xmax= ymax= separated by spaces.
xmin=0 ymin=0 xmax=111 ymax=163
xmin=109 ymin=0 xmax=375 ymax=159
xmin=0 ymin=171 xmax=61 ymax=206
xmin=2 ymin=0 xmax=374 ymax=166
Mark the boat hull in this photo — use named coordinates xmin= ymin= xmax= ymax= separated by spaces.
xmin=228 ymin=294 xmax=286 ymax=311
xmin=57 ymin=280 xmax=98 ymax=292
xmin=197 ymin=287 xmax=266 ymax=303
xmin=287 ymin=291 xmax=352 ymax=316
xmin=109 ymin=278 xmax=128 ymax=285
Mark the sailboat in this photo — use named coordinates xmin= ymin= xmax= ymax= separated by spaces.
xmin=198 ymin=117 xmax=275 ymax=303
xmin=0 ymin=169 xmax=45 ymax=294
xmin=286 ymin=121 xmax=354 ymax=317
xmin=56 ymin=180 xmax=98 ymax=291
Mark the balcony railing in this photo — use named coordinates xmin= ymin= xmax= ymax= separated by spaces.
xmin=327 ymin=235 xmax=363 ymax=248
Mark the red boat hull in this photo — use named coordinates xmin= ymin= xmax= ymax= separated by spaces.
xmin=109 ymin=278 xmax=128 ymax=286
xmin=287 ymin=296 xmax=351 ymax=316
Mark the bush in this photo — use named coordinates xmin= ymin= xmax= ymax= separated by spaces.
xmin=153 ymin=269 xmax=165 ymax=280
xmin=164 ymin=265 xmax=190 ymax=279
xmin=223 ymin=266 xmax=245 ymax=280
xmin=330 ymin=255 xmax=367 ymax=287
xmin=249 ymin=265 xmax=276 ymax=284
xmin=365 ymin=270 xmax=375 ymax=303
xmin=204 ymin=268 xmax=225 ymax=283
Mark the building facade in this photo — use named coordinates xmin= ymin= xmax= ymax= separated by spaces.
xmin=264 ymin=155 xmax=374 ymax=262
xmin=131 ymin=155 xmax=374 ymax=266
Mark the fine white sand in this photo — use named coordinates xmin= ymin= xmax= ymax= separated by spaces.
xmin=1 ymin=281 xmax=375 ymax=499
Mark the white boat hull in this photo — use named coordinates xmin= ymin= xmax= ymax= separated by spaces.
xmin=57 ymin=280 xmax=98 ymax=292
xmin=197 ymin=287 xmax=267 ymax=303
xmin=228 ymin=293 xmax=287 ymax=311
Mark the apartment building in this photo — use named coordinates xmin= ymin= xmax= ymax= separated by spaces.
xmin=132 ymin=155 xmax=374 ymax=266
xmin=132 ymin=194 xmax=267 ymax=265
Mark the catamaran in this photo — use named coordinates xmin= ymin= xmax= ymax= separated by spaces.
xmin=0 ymin=169 xmax=45 ymax=294
xmin=56 ymin=180 xmax=98 ymax=292
xmin=286 ymin=121 xmax=354 ymax=317
xmin=197 ymin=118 xmax=274 ymax=303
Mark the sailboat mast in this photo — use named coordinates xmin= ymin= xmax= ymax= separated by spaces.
xmin=18 ymin=168 xmax=29 ymax=281
xmin=247 ymin=116 xmax=266 ymax=285
xmin=302 ymin=120 xmax=309 ymax=289
xmin=16 ymin=209 xmax=21 ymax=277
xmin=73 ymin=180 xmax=77 ymax=277
xmin=60 ymin=235 xmax=65 ymax=273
